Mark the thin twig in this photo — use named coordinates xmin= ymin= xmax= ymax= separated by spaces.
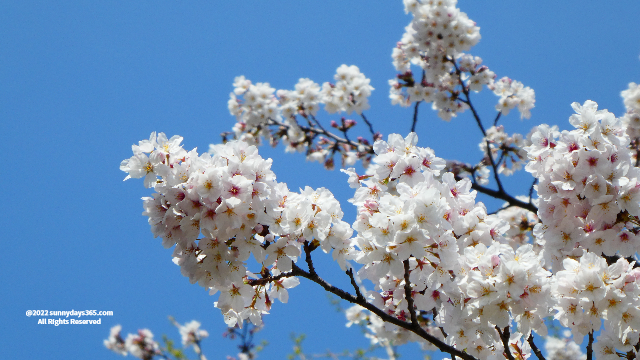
xmin=309 ymin=114 xmax=331 ymax=137
xmin=303 ymin=240 xmax=317 ymax=277
xmin=488 ymin=205 xmax=511 ymax=216
xmin=360 ymin=113 xmax=376 ymax=140
xmin=346 ymin=268 xmax=364 ymax=301
xmin=403 ymin=259 xmax=419 ymax=326
xmin=411 ymin=101 xmax=421 ymax=133
xmin=461 ymin=97 xmax=487 ymax=136
xmin=266 ymin=118 xmax=370 ymax=154
xmin=484 ymin=140 xmax=505 ymax=193
xmin=527 ymin=333 xmax=546 ymax=360
xmin=495 ymin=148 xmax=506 ymax=169
xmin=469 ymin=182 xmax=538 ymax=213
xmin=493 ymin=111 xmax=502 ymax=126
xmin=528 ymin=178 xmax=538 ymax=205
xmin=247 ymin=271 xmax=295 ymax=287
xmin=449 ymin=57 xmax=505 ymax=193
xmin=339 ymin=124 xmax=352 ymax=144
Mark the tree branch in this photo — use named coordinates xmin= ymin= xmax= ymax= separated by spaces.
xmin=493 ymin=111 xmax=502 ymax=126
xmin=346 ymin=268 xmax=364 ymax=301
xmin=247 ymin=271 xmax=296 ymax=287
xmin=449 ymin=57 xmax=508 ymax=195
xmin=469 ymin=181 xmax=538 ymax=214
xmin=528 ymin=178 xmax=538 ymax=205
xmin=527 ymin=333 xmax=546 ymax=360
xmin=289 ymin=262 xmax=479 ymax=360
xmin=411 ymin=101 xmax=421 ymax=133
xmin=266 ymin=117 xmax=373 ymax=155
xmin=586 ymin=331 xmax=594 ymax=360
xmin=484 ymin=140 xmax=506 ymax=193
xmin=303 ymin=240 xmax=317 ymax=277
xmin=495 ymin=326 xmax=516 ymax=360
xmin=403 ymin=259 xmax=418 ymax=326
xmin=360 ymin=113 xmax=377 ymax=140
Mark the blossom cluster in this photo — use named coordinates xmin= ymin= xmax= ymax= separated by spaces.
xmin=340 ymin=133 xmax=555 ymax=359
xmin=104 ymin=321 xmax=209 ymax=359
xmin=104 ymin=325 xmax=159 ymax=359
xmin=322 ymin=64 xmax=374 ymax=115
xmin=121 ymin=121 xmax=640 ymax=359
xmin=489 ymin=77 xmax=536 ymax=120
xmin=524 ymin=101 xmax=640 ymax=268
xmin=521 ymin=101 xmax=640 ymax=357
xmin=394 ymin=0 xmax=481 ymax=79
xmin=120 ymin=132 xmax=352 ymax=327
xmin=178 ymin=320 xmax=209 ymax=347
xmin=228 ymin=65 xmax=373 ymax=134
xmin=122 ymin=131 xmax=557 ymax=358
xmin=552 ymin=251 xmax=640 ymax=356
xmin=226 ymin=65 xmax=374 ymax=169
xmin=390 ymin=0 xmax=535 ymax=121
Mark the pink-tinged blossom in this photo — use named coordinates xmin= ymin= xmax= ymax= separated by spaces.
xmin=264 ymin=237 xmax=301 ymax=272
xmin=104 ymin=325 xmax=126 ymax=356
xmin=120 ymin=151 xmax=168 ymax=188
xmin=267 ymin=273 xmax=300 ymax=304
xmin=124 ymin=329 xmax=159 ymax=360
xmin=216 ymin=283 xmax=255 ymax=313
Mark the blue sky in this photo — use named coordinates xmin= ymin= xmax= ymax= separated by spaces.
xmin=2 ymin=1 xmax=640 ymax=359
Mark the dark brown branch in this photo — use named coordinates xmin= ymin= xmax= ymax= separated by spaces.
xmin=449 ymin=57 xmax=507 ymax=194
xmin=495 ymin=148 xmax=507 ymax=169
xmin=496 ymin=326 xmax=516 ymax=360
xmin=339 ymin=119 xmax=352 ymax=144
xmin=469 ymin=181 xmax=538 ymax=214
xmin=346 ymin=268 xmax=364 ymax=301
xmin=289 ymin=262 xmax=478 ymax=360
xmin=528 ymin=178 xmax=538 ymax=205
xmin=246 ymin=271 xmax=295 ymax=287
xmin=411 ymin=101 xmax=421 ymax=133
xmin=527 ymin=333 xmax=546 ymax=360
xmin=266 ymin=117 xmax=373 ymax=155
xmin=484 ymin=140 xmax=506 ymax=193
xmin=309 ymin=114 xmax=330 ymax=137
xmin=403 ymin=259 xmax=418 ymax=326
xmin=360 ymin=113 xmax=377 ymax=141
xmin=586 ymin=331 xmax=594 ymax=360
xmin=303 ymin=240 xmax=317 ymax=277
xmin=493 ymin=111 xmax=502 ymax=126
xmin=464 ymin=98 xmax=487 ymax=136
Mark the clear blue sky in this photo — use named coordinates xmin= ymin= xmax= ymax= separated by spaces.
xmin=2 ymin=1 xmax=640 ymax=359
